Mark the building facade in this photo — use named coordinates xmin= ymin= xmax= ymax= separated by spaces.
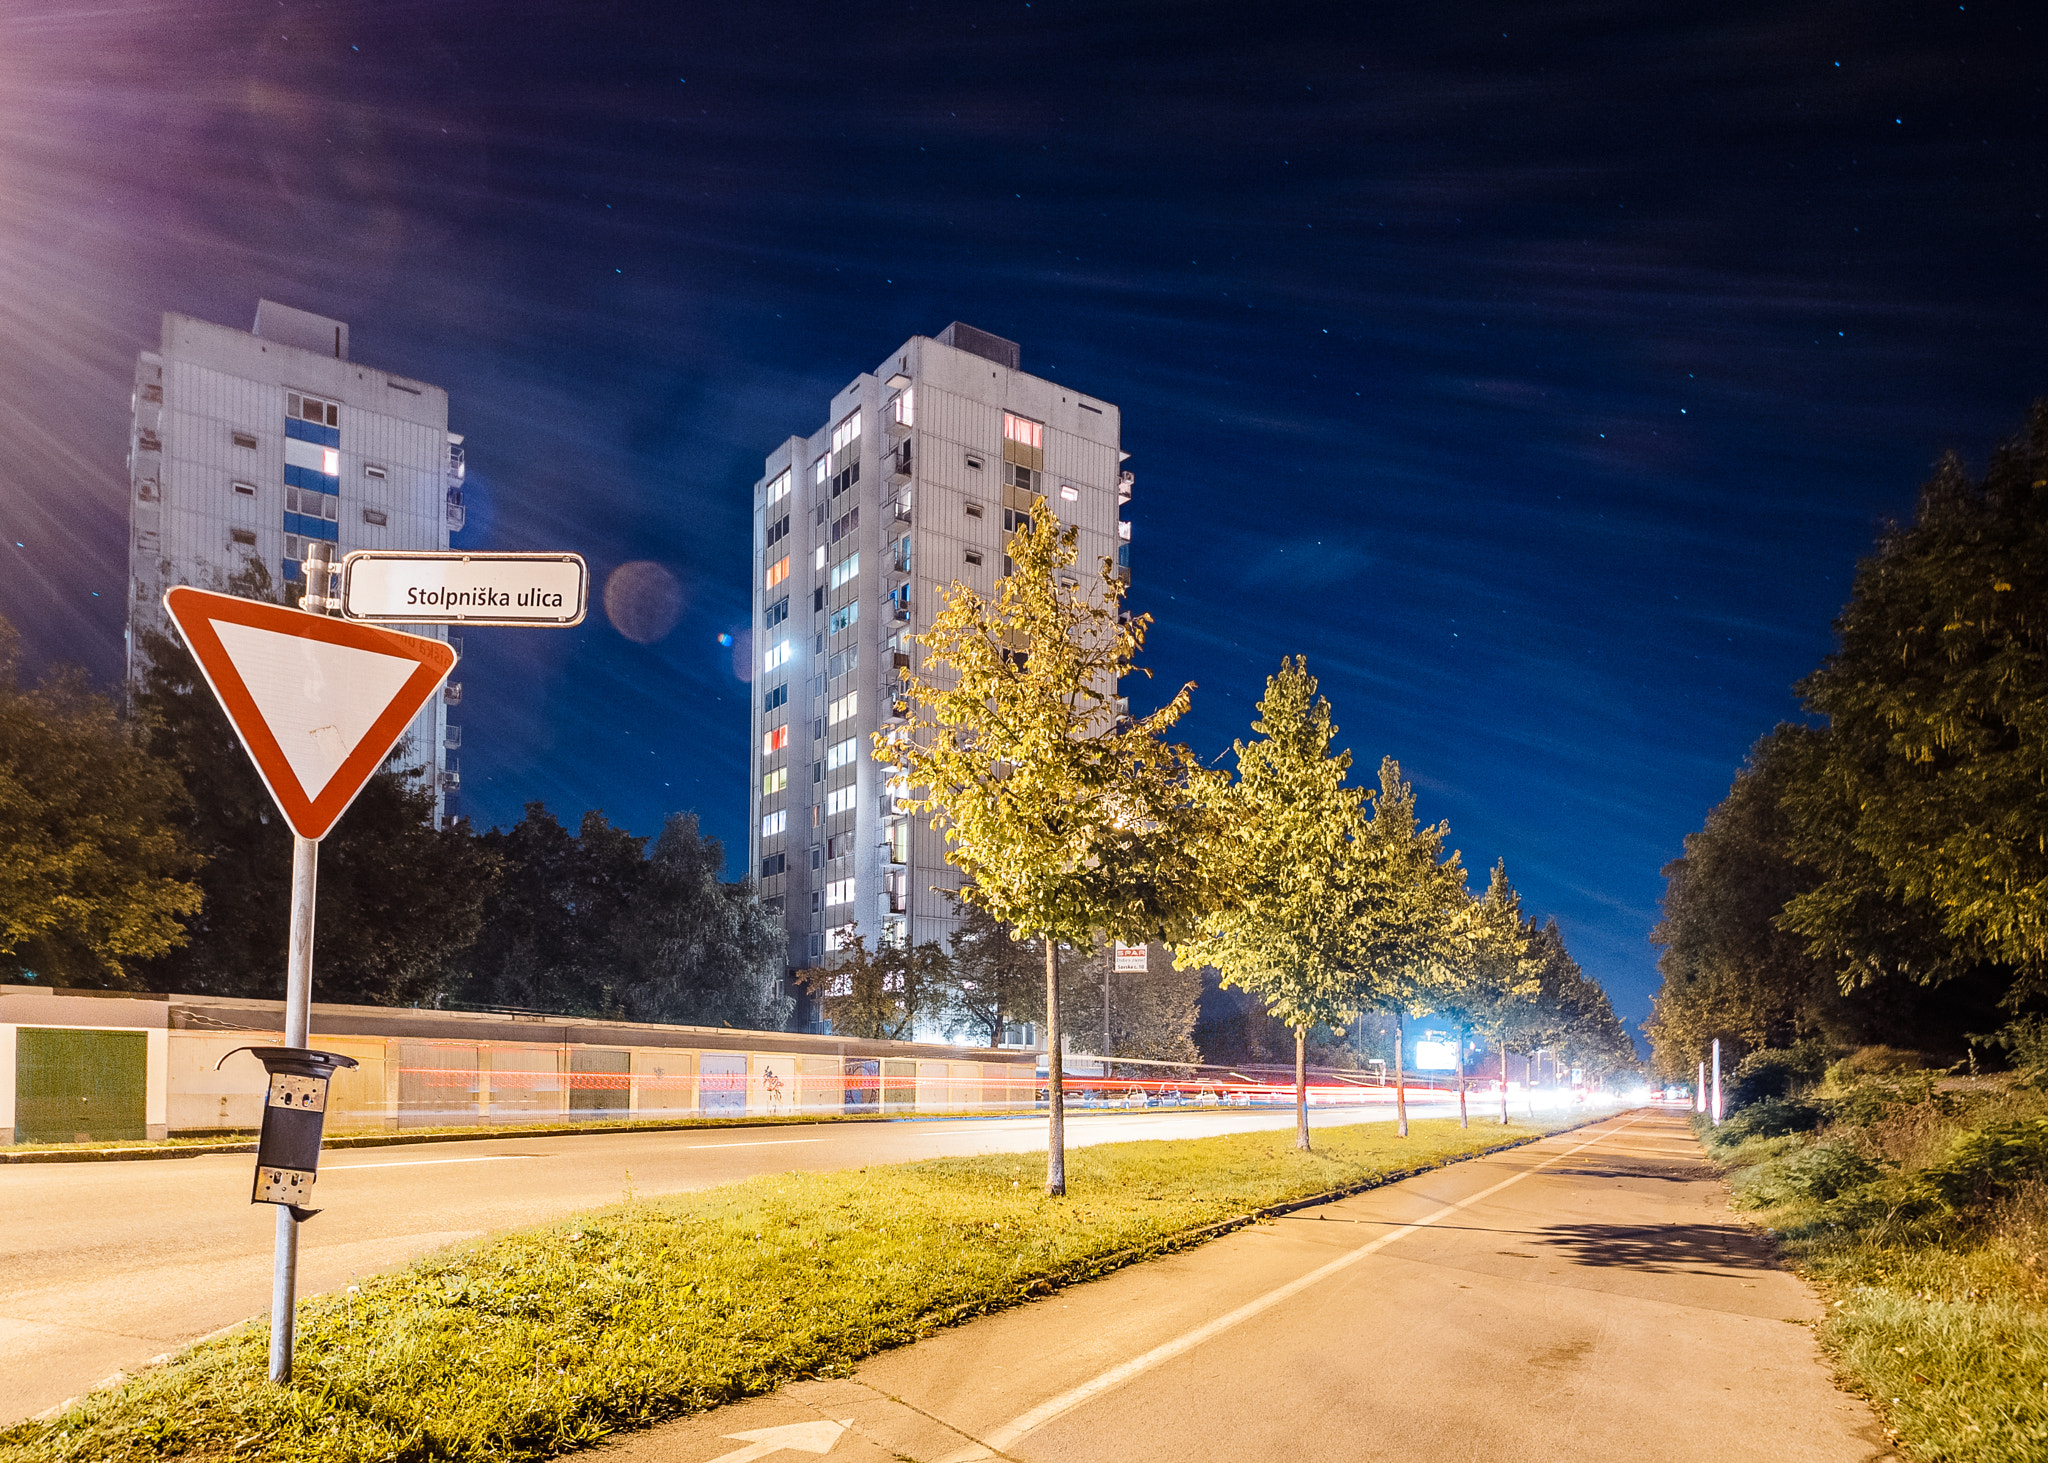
xmin=747 ymin=324 xmax=1132 ymax=1028
xmin=126 ymin=301 xmax=467 ymax=822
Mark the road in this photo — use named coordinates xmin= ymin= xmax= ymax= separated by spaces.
xmin=0 ymin=1092 xmax=1494 ymax=1425
xmin=603 ymin=1109 xmax=1890 ymax=1463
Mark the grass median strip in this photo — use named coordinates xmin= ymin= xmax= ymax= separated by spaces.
xmin=0 ymin=1112 xmax=1589 ymax=1463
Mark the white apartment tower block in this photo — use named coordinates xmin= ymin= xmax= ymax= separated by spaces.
xmin=748 ymin=324 xmax=1132 ymax=1028
xmin=126 ymin=301 xmax=468 ymax=822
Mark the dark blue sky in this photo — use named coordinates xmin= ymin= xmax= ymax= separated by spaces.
xmin=2 ymin=0 xmax=2044 ymax=1039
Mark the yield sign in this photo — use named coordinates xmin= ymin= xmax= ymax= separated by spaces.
xmin=164 ymin=587 xmax=458 ymax=840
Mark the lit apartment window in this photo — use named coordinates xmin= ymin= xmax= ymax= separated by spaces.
xmin=763 ymin=683 xmax=788 ymax=713
xmin=763 ymin=724 xmax=790 ymax=755
xmin=828 ymin=691 xmax=858 ymax=725
xmin=762 ymin=767 xmax=788 ymax=796
xmin=1059 ymin=485 xmax=1079 ymax=501
xmin=824 ymin=878 xmax=855 ymax=907
xmin=826 ymin=786 xmax=857 ymax=816
xmin=767 ymin=468 xmax=792 ymax=506
xmin=764 ymin=638 xmax=792 ymax=673
xmin=829 ymin=552 xmax=860 ymax=590
xmin=814 ymin=544 xmax=826 ymax=570
xmin=826 ymin=737 xmax=857 ymax=770
xmin=762 ymin=809 xmax=788 ymax=837
xmin=828 ymin=601 xmax=858 ymax=635
xmin=1003 ymin=412 xmax=1043 ymax=451
xmin=890 ymin=388 xmax=913 ymax=427
xmin=284 ymin=438 xmax=341 ymax=481
xmin=812 ymin=455 xmax=828 ymax=487
xmin=831 ymin=411 xmax=862 ymax=455
xmin=825 ymin=925 xmax=856 ymax=954
xmin=765 ymin=554 xmax=790 ymax=590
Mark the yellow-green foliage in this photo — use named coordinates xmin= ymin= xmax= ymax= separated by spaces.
xmin=1 ymin=1118 xmax=1574 ymax=1463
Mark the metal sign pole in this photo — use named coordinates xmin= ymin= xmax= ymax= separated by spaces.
xmin=269 ymin=831 xmax=318 ymax=1383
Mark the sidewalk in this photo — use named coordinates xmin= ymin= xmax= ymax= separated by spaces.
xmin=597 ymin=1110 xmax=1892 ymax=1463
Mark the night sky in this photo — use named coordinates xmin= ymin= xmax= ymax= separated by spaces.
xmin=3 ymin=1 xmax=2045 ymax=1041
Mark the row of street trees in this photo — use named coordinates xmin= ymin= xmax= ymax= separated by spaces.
xmin=881 ymin=504 xmax=1634 ymax=1191
xmin=1649 ymin=400 xmax=2048 ymax=1077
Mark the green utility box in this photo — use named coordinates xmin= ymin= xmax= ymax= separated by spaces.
xmin=14 ymin=1029 xmax=148 ymax=1144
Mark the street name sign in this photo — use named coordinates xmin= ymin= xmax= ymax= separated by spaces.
xmin=163 ymin=586 xmax=459 ymax=840
xmin=339 ymin=550 xmax=588 ymax=626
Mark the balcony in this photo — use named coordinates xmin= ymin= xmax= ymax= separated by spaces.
xmin=446 ymin=487 xmax=465 ymax=532
xmin=1118 ymin=470 xmax=1134 ymax=504
xmin=444 ymin=723 xmax=462 ymax=750
xmin=443 ymin=681 xmax=463 ymax=707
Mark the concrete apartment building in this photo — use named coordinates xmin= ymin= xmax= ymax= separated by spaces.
xmin=126 ymin=300 xmax=468 ymax=823
xmin=747 ymin=323 xmax=1133 ymax=1029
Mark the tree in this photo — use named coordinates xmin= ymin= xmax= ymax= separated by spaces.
xmin=1062 ymin=940 xmax=1203 ymax=1064
xmin=798 ymin=933 xmax=944 ymax=1040
xmin=882 ymin=500 xmax=1217 ymax=1194
xmin=0 ymin=617 xmax=201 ymax=986
xmin=1781 ymin=399 xmax=2048 ymax=1004
xmin=461 ymin=804 xmax=650 ymax=1015
xmin=1175 ymin=658 xmax=1368 ymax=1150
xmin=1350 ymin=757 xmax=1467 ymax=1137
xmin=131 ymin=583 xmax=498 ymax=1006
xmin=1530 ymin=920 xmax=1639 ymax=1086
xmin=617 ymin=813 xmax=791 ymax=1029
xmin=939 ymin=894 xmax=1043 ymax=1047
xmin=1432 ymin=862 xmax=1542 ymax=1126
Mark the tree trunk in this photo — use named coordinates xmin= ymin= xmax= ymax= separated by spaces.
xmin=1456 ymin=1026 xmax=1468 ymax=1129
xmin=1044 ymin=938 xmax=1065 ymax=1197
xmin=1294 ymin=1026 xmax=1310 ymax=1151
xmin=1499 ymin=1040 xmax=1510 ymax=1124
xmin=1394 ymin=1010 xmax=1409 ymax=1138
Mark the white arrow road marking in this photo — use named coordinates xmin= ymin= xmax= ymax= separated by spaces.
xmin=701 ymin=1418 xmax=852 ymax=1463
xmin=324 ymin=1155 xmax=541 ymax=1170
xmin=686 ymin=1139 xmax=827 ymax=1149
xmin=932 ymin=1115 xmax=1648 ymax=1462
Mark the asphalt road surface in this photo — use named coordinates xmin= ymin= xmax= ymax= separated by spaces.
xmin=0 ymin=1092 xmax=1506 ymax=1425
xmin=605 ymin=1109 xmax=1890 ymax=1463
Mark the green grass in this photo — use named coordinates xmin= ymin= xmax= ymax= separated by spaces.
xmin=1700 ymin=1087 xmax=2048 ymax=1463
xmin=0 ymin=1114 xmax=1583 ymax=1463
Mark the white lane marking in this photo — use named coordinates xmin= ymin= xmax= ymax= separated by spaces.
xmin=324 ymin=1155 xmax=540 ymax=1171
xmin=687 ymin=1139 xmax=828 ymax=1149
xmin=936 ymin=1114 xmax=1648 ymax=1462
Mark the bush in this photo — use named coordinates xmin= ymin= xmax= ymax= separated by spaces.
xmin=1971 ymin=1016 xmax=2048 ymax=1087
xmin=1728 ymin=1043 xmax=1827 ymax=1109
xmin=1923 ymin=1118 xmax=2048 ymax=1212
xmin=1720 ymin=1095 xmax=1826 ymax=1141
xmin=1737 ymin=1139 xmax=1882 ymax=1208
xmin=1826 ymin=1046 xmax=1930 ymax=1085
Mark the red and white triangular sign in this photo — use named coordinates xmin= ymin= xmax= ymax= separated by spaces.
xmin=164 ymin=587 xmax=458 ymax=841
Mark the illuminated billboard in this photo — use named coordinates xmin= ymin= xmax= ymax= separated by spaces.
xmin=1410 ymin=1038 xmax=1459 ymax=1071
